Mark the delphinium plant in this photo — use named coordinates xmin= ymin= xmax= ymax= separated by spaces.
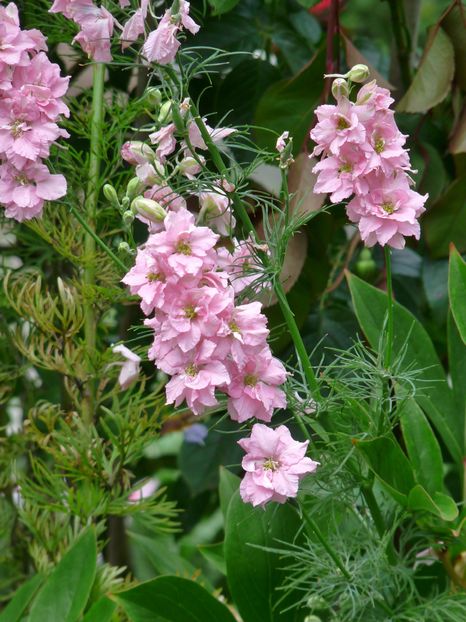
xmin=1 ymin=1 xmax=466 ymax=621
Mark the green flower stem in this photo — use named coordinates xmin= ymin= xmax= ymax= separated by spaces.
xmin=384 ymin=246 xmax=394 ymax=369
xmin=82 ymin=62 xmax=106 ymax=425
xmin=298 ymin=502 xmax=351 ymax=580
xmin=190 ymin=106 xmax=322 ymax=404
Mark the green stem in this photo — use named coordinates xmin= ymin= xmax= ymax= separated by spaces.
xmin=387 ymin=0 xmax=412 ymax=90
xmin=298 ymin=502 xmax=351 ymax=580
xmin=82 ymin=62 xmax=106 ymax=425
xmin=384 ymin=246 xmax=394 ymax=369
xmin=190 ymin=106 xmax=322 ymax=403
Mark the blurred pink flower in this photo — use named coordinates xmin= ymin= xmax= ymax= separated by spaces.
xmin=112 ymin=344 xmax=141 ymax=389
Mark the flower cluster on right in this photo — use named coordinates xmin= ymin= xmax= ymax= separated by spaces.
xmin=311 ymin=77 xmax=427 ymax=249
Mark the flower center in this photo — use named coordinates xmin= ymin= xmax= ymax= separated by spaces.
xmin=185 ymin=363 xmax=198 ymax=377
xmin=176 ymin=239 xmax=192 ymax=255
xmin=228 ymin=320 xmax=240 ymax=333
xmin=381 ymin=201 xmax=395 ymax=214
xmin=336 ymin=116 xmax=350 ymax=130
xmin=147 ymin=272 xmax=164 ymax=282
xmin=374 ymin=137 xmax=385 ymax=153
xmin=244 ymin=374 xmax=258 ymax=387
xmin=338 ymin=162 xmax=352 ymax=173
xmin=14 ymin=174 xmax=30 ymax=186
xmin=263 ymin=458 xmax=279 ymax=471
xmin=10 ymin=120 xmax=24 ymax=138
xmin=184 ymin=304 xmax=197 ymax=319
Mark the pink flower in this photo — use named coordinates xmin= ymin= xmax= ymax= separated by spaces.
xmin=366 ymin=114 xmax=410 ymax=175
xmin=179 ymin=0 xmax=200 ymax=35
xmin=356 ymin=80 xmax=394 ymax=114
xmin=311 ymin=100 xmax=366 ymax=157
xmin=227 ymin=349 xmax=287 ymax=423
xmin=276 ymin=131 xmax=289 ymax=153
xmin=199 ymin=183 xmax=235 ymax=236
xmin=188 ymin=120 xmax=235 ymax=151
xmin=346 ymin=172 xmax=427 ymax=249
xmin=149 ymin=123 xmax=177 ymax=162
xmin=143 ymin=11 xmax=180 ymax=65
xmin=218 ymin=301 xmax=269 ymax=364
xmin=0 ymin=161 xmax=67 ymax=222
xmin=146 ymin=208 xmax=218 ymax=277
xmin=217 ymin=237 xmax=263 ymax=294
xmin=121 ymin=248 xmax=174 ymax=315
xmin=72 ymin=5 xmax=114 ymax=63
xmin=0 ymin=3 xmax=47 ymax=65
xmin=121 ymin=0 xmax=149 ymax=49
xmin=137 ymin=184 xmax=186 ymax=232
xmin=128 ymin=478 xmax=159 ymax=502
xmin=238 ymin=423 xmax=319 ymax=507
xmin=112 ymin=344 xmax=141 ymax=389
xmin=165 ymin=340 xmax=230 ymax=415
xmin=121 ymin=140 xmax=155 ymax=165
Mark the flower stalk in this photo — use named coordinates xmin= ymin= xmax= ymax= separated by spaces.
xmin=384 ymin=246 xmax=394 ymax=369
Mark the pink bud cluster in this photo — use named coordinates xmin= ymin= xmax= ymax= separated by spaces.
xmin=122 ymin=206 xmax=287 ymax=421
xmin=50 ymin=0 xmax=115 ymax=62
xmin=0 ymin=3 xmax=69 ymax=222
xmin=311 ymin=80 xmax=427 ymax=249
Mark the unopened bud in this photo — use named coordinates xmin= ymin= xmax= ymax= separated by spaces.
xmin=131 ymin=196 xmax=166 ymax=222
xmin=304 ymin=617 xmax=322 ymax=622
xmin=158 ymin=100 xmax=173 ymax=124
xmin=179 ymin=156 xmax=202 ymax=177
xmin=123 ymin=210 xmax=135 ymax=226
xmin=306 ymin=595 xmax=327 ymax=611
xmin=103 ymin=183 xmax=120 ymax=207
xmin=331 ymin=78 xmax=349 ymax=101
xmin=121 ymin=196 xmax=130 ymax=209
xmin=144 ymin=87 xmax=162 ymax=107
xmin=126 ymin=177 xmax=144 ymax=200
xmin=347 ymin=63 xmax=370 ymax=83
xmin=118 ymin=241 xmax=131 ymax=254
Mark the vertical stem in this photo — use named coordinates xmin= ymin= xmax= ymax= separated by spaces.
xmin=387 ymin=0 xmax=412 ymax=90
xmin=82 ymin=62 xmax=106 ymax=425
xmin=384 ymin=246 xmax=394 ymax=370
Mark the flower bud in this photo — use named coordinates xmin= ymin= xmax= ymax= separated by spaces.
xmin=306 ymin=595 xmax=327 ymax=611
xmin=304 ymin=617 xmax=322 ymax=622
xmin=347 ymin=63 xmax=370 ymax=83
xmin=123 ymin=210 xmax=135 ymax=226
xmin=121 ymin=196 xmax=130 ymax=209
xmin=118 ymin=241 xmax=132 ymax=254
xmin=103 ymin=183 xmax=120 ymax=207
xmin=331 ymin=78 xmax=349 ymax=101
xmin=126 ymin=177 xmax=144 ymax=200
xmin=158 ymin=100 xmax=173 ymax=124
xmin=179 ymin=155 xmax=203 ymax=177
xmin=144 ymin=87 xmax=162 ymax=107
xmin=121 ymin=141 xmax=155 ymax=165
xmin=131 ymin=196 xmax=166 ymax=222
xmin=355 ymin=247 xmax=377 ymax=280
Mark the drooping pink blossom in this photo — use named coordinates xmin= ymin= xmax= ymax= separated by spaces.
xmin=72 ymin=4 xmax=115 ymax=63
xmin=199 ymin=183 xmax=236 ymax=236
xmin=121 ymin=140 xmax=156 ymax=165
xmin=238 ymin=424 xmax=319 ymax=507
xmin=142 ymin=12 xmax=180 ymax=65
xmin=276 ymin=131 xmax=289 ymax=153
xmin=112 ymin=344 xmax=141 ymax=389
xmin=120 ymin=0 xmax=149 ymax=49
xmin=149 ymin=123 xmax=177 ymax=162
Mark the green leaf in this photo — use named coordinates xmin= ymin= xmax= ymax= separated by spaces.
xmin=449 ymin=244 xmax=466 ymax=344
xmin=225 ymin=490 xmax=306 ymax=622
xmin=398 ymin=398 xmax=444 ymax=494
xmin=0 ymin=575 xmax=43 ymax=622
xmin=423 ymin=176 xmax=466 ymax=258
xmin=116 ymin=576 xmax=237 ymax=622
xmin=255 ymin=46 xmax=325 ymax=152
xmin=347 ymin=272 xmax=462 ymax=464
xmin=448 ymin=311 xmax=466 ymax=417
xmin=219 ymin=467 xmax=240 ymax=519
xmin=442 ymin=0 xmax=466 ymax=90
xmin=198 ymin=542 xmax=226 ymax=575
xmin=407 ymin=485 xmax=458 ymax=521
xmin=355 ymin=436 xmax=416 ymax=506
xmin=82 ymin=598 xmax=116 ymax=622
xmin=208 ymin=0 xmax=241 ymax=15
xmin=397 ymin=26 xmax=454 ymax=113
xmin=29 ymin=529 xmax=97 ymax=622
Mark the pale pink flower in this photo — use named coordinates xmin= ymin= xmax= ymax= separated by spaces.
xmin=346 ymin=172 xmax=427 ymax=249
xmin=145 ymin=208 xmax=218 ymax=277
xmin=121 ymin=0 xmax=149 ymax=49
xmin=121 ymin=140 xmax=155 ymax=165
xmin=71 ymin=3 xmax=114 ymax=62
xmin=179 ymin=0 xmax=200 ymax=35
xmin=0 ymin=3 xmax=47 ymax=65
xmin=179 ymin=152 xmax=204 ymax=178
xmin=217 ymin=237 xmax=263 ymax=294
xmin=119 ymin=0 xmax=130 ymax=7
xmin=0 ymin=161 xmax=67 ymax=222
xmin=49 ymin=0 xmax=93 ymax=20
xmin=188 ymin=120 xmax=235 ymax=151
xmin=142 ymin=11 xmax=180 ymax=65
xmin=128 ymin=478 xmax=159 ymax=502
xmin=227 ymin=349 xmax=287 ymax=423
xmin=165 ymin=340 xmax=230 ymax=415
xmin=238 ymin=424 xmax=319 ymax=507
xmin=366 ymin=114 xmax=410 ymax=175
xmin=218 ymin=301 xmax=269 ymax=364
xmin=310 ymin=100 xmax=366 ymax=157
xmin=121 ymin=248 xmax=174 ymax=315
xmin=199 ymin=183 xmax=236 ymax=236
xmin=356 ymin=80 xmax=394 ymax=113
xmin=138 ymin=184 xmax=186 ymax=232
xmin=276 ymin=131 xmax=289 ymax=153
xmin=149 ymin=123 xmax=177 ymax=162
xmin=112 ymin=344 xmax=141 ymax=389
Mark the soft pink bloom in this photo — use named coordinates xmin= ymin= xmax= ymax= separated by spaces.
xmin=121 ymin=248 xmax=174 ymax=315
xmin=49 ymin=0 xmax=93 ymax=20
xmin=188 ymin=120 xmax=235 ymax=151
xmin=165 ymin=340 xmax=230 ymax=415
xmin=238 ymin=424 xmax=319 ymax=507
xmin=112 ymin=344 xmax=141 ymax=389
xmin=217 ymin=237 xmax=263 ymax=294
xmin=128 ymin=478 xmax=159 ymax=502
xmin=145 ymin=208 xmax=218 ymax=277
xmin=119 ymin=0 xmax=131 ymax=7
xmin=366 ymin=113 xmax=411 ymax=175
xmin=311 ymin=100 xmax=366 ymax=157
xmin=356 ymin=80 xmax=394 ymax=114
xmin=0 ymin=3 xmax=47 ymax=65
xmin=0 ymin=161 xmax=67 ymax=222
xmin=138 ymin=184 xmax=186 ymax=231
xmin=227 ymin=349 xmax=287 ymax=423
xmin=72 ymin=4 xmax=114 ymax=62
xmin=149 ymin=123 xmax=177 ymax=162
xmin=179 ymin=0 xmax=200 ymax=35
xmin=121 ymin=0 xmax=149 ymax=49
xmin=218 ymin=301 xmax=269 ymax=364
xmin=276 ymin=131 xmax=289 ymax=153
xmin=179 ymin=152 xmax=204 ymax=178
xmin=143 ymin=11 xmax=180 ymax=65
xmin=121 ymin=140 xmax=155 ymax=165
xmin=346 ymin=172 xmax=427 ymax=249
xmin=199 ymin=183 xmax=235 ymax=236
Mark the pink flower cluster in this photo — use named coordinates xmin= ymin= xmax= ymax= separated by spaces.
xmin=311 ymin=80 xmax=427 ymax=249
xmin=0 ymin=3 xmax=68 ymax=222
xmin=50 ymin=0 xmax=115 ymax=62
xmin=122 ymin=207 xmax=287 ymax=421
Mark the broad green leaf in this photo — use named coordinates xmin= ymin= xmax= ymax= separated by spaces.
xmin=448 ymin=311 xmax=466 ymax=418
xmin=207 ymin=0 xmax=240 ymax=15
xmin=449 ymin=245 xmax=466 ymax=344
xmin=347 ymin=273 xmax=462 ymax=464
xmin=116 ymin=576 xmax=237 ymax=622
xmin=29 ymin=529 xmax=97 ymax=622
xmin=225 ymin=490 xmax=306 ymax=622
xmin=355 ymin=436 xmax=416 ymax=506
xmin=219 ymin=467 xmax=240 ymax=519
xmin=423 ymin=176 xmax=466 ymax=258
xmin=82 ymin=598 xmax=116 ymax=622
xmin=397 ymin=26 xmax=454 ymax=113
xmin=442 ymin=0 xmax=466 ymax=90
xmin=0 ymin=575 xmax=43 ymax=622
xmin=398 ymin=398 xmax=444 ymax=494
xmin=255 ymin=46 xmax=325 ymax=152
xmin=408 ymin=485 xmax=458 ymax=521
xmin=198 ymin=542 xmax=226 ymax=575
